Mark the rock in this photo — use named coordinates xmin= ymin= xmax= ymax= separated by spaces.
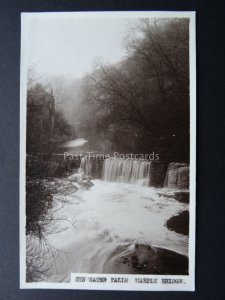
xmin=92 ymin=159 xmax=104 ymax=179
xmin=113 ymin=243 xmax=188 ymax=275
xmin=57 ymin=182 xmax=78 ymax=195
xmin=149 ymin=162 xmax=169 ymax=187
xmin=79 ymin=179 xmax=94 ymax=189
xmin=68 ymin=173 xmax=83 ymax=182
xmin=174 ymin=191 xmax=189 ymax=203
xmin=178 ymin=165 xmax=189 ymax=189
xmin=72 ymin=182 xmax=81 ymax=189
xmin=27 ymin=85 xmax=55 ymax=148
xmin=166 ymin=210 xmax=189 ymax=235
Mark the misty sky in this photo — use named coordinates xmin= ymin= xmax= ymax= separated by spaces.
xmin=27 ymin=17 xmax=135 ymax=79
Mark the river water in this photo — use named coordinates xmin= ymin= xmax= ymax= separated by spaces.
xmin=60 ymin=138 xmax=88 ymax=148
xmin=45 ymin=179 xmax=188 ymax=282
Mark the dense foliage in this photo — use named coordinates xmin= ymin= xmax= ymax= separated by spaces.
xmin=80 ymin=18 xmax=190 ymax=161
xmin=26 ymin=83 xmax=73 ymax=154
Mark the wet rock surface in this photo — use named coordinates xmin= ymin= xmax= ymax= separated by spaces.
xmin=156 ymin=191 xmax=189 ymax=204
xmin=174 ymin=191 xmax=189 ymax=203
xmin=164 ymin=162 xmax=189 ymax=189
xmin=116 ymin=244 xmax=188 ymax=275
xmin=67 ymin=173 xmax=94 ymax=190
xmin=166 ymin=210 xmax=189 ymax=235
xmin=149 ymin=162 xmax=169 ymax=187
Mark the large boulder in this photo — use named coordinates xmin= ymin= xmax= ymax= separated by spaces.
xmin=166 ymin=210 xmax=189 ymax=235
xmin=111 ymin=243 xmax=188 ymax=275
xmin=174 ymin=191 xmax=189 ymax=203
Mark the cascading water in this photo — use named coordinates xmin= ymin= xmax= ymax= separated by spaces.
xmin=79 ymin=156 xmax=93 ymax=176
xmin=39 ymin=158 xmax=189 ymax=282
xmin=164 ymin=163 xmax=189 ymax=189
xmin=45 ymin=180 xmax=188 ymax=281
xmin=78 ymin=155 xmax=103 ymax=179
xmin=102 ymin=157 xmax=151 ymax=186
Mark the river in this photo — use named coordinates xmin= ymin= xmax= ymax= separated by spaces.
xmin=44 ymin=179 xmax=188 ymax=282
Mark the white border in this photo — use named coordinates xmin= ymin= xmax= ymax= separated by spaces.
xmin=20 ymin=11 xmax=196 ymax=291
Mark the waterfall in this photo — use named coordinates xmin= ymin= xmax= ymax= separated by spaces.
xmin=79 ymin=157 xmax=189 ymax=189
xmin=79 ymin=156 xmax=93 ymax=176
xmin=79 ymin=156 xmax=103 ymax=178
xmin=164 ymin=163 xmax=189 ymax=189
xmin=102 ymin=158 xmax=151 ymax=186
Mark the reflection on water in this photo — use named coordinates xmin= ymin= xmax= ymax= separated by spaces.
xmin=46 ymin=180 xmax=189 ymax=282
xmin=60 ymin=138 xmax=88 ymax=148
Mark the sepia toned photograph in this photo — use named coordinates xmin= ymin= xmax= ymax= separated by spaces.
xmin=20 ymin=11 xmax=196 ymax=291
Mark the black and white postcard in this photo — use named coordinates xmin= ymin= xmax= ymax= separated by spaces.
xmin=20 ymin=11 xmax=196 ymax=291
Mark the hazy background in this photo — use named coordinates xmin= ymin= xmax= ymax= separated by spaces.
xmin=26 ymin=16 xmax=190 ymax=161
xmin=27 ymin=17 xmax=131 ymax=78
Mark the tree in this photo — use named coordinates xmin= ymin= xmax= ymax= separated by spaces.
xmin=83 ymin=18 xmax=190 ymax=160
